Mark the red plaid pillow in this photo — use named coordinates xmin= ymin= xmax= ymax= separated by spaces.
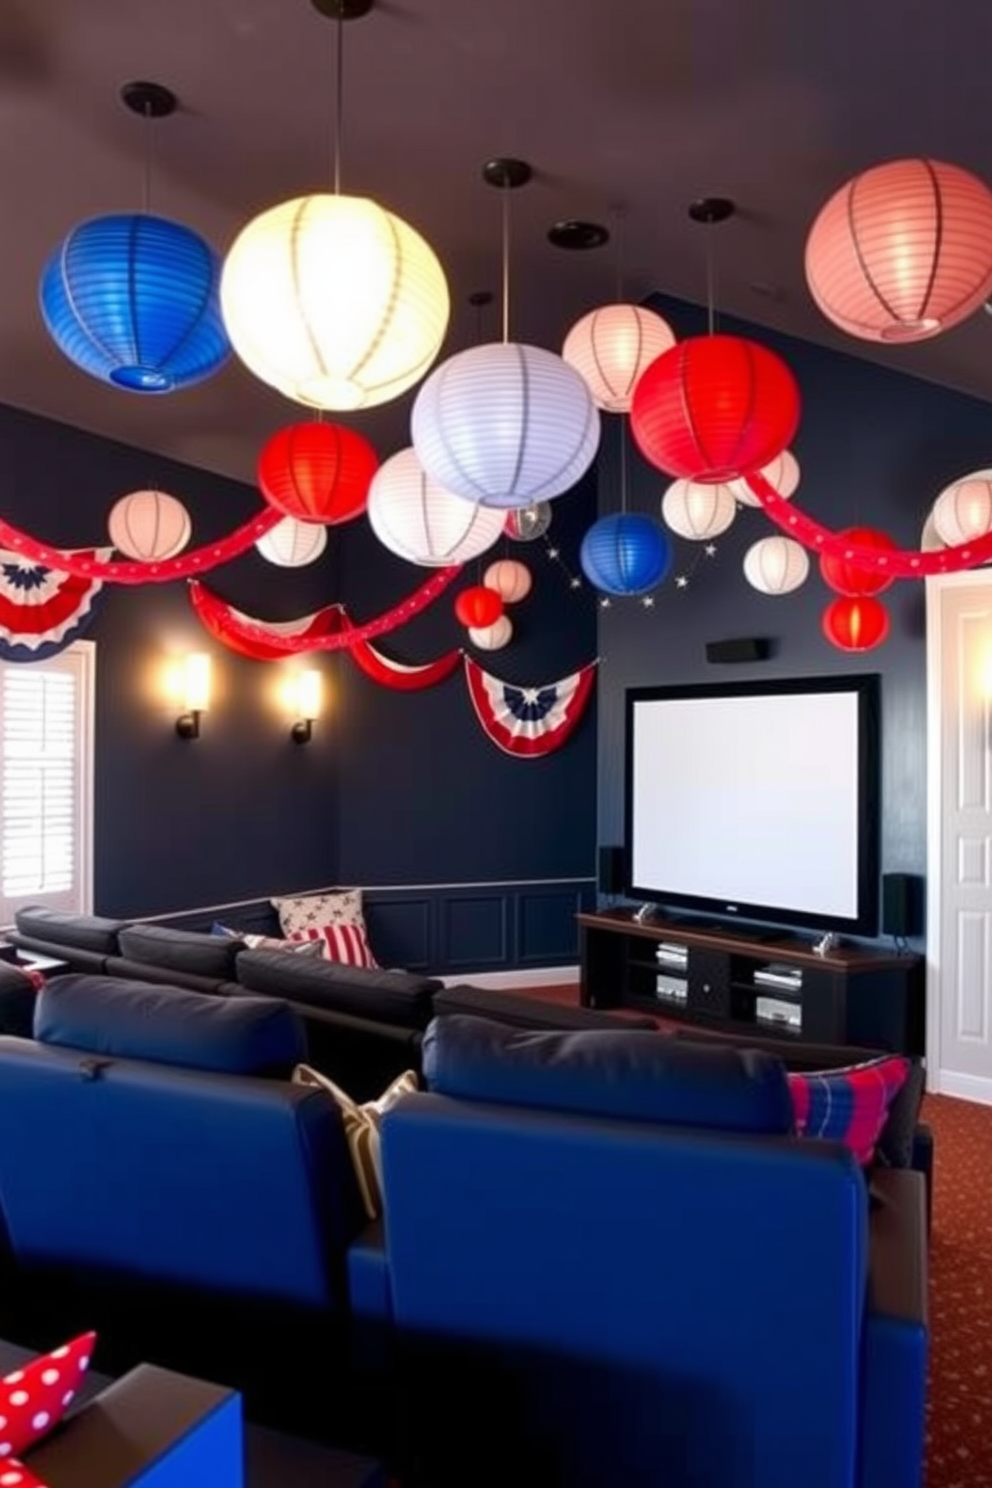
xmin=291 ymin=922 xmax=377 ymax=969
xmin=787 ymin=1056 xmax=910 ymax=1165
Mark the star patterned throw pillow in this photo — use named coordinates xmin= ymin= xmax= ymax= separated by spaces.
xmin=0 ymin=1332 xmax=96 ymax=1488
xmin=272 ymin=889 xmax=379 ymax=968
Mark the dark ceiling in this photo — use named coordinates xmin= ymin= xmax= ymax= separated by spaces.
xmin=3 ymin=0 xmax=991 ymax=488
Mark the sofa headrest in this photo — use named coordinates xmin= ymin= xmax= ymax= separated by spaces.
xmin=422 ymin=1014 xmax=794 ymax=1136
xmin=14 ymin=906 xmax=128 ymax=955
xmin=34 ymin=975 xmax=306 ymax=1078
xmin=117 ymin=924 xmax=243 ymax=981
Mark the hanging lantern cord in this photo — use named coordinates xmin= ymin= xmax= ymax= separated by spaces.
xmin=687 ymin=197 xmax=735 ymax=336
xmin=142 ymin=100 xmax=153 ymax=212
xmin=332 ymin=10 xmax=345 ymax=193
xmin=501 ymin=185 xmax=511 ymax=344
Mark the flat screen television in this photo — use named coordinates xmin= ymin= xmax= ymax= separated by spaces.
xmin=624 ymin=674 xmax=880 ymax=936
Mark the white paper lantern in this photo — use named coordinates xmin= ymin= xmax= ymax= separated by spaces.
xmin=729 ymin=449 xmax=801 ymax=508
xmin=661 ymin=478 xmax=737 ymax=540
xmin=220 ymin=195 xmax=449 ymax=411
xmin=469 ymin=615 xmax=513 ymax=651
xmin=367 ymin=447 xmax=506 ymax=566
xmin=920 ymin=513 xmax=945 ymax=551
xmin=411 ymin=343 xmax=601 ymax=509
xmin=108 ymin=489 xmax=191 ymax=561
xmin=561 ymin=303 xmax=676 ymax=412
xmin=743 ymin=535 xmax=810 ymax=594
xmin=483 ymin=559 xmax=532 ymax=604
xmin=256 ymin=516 xmax=328 ymax=568
xmin=932 ymin=469 xmax=992 ymax=546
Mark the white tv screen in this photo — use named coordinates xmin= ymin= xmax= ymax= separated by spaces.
xmin=624 ymin=676 xmax=880 ymax=935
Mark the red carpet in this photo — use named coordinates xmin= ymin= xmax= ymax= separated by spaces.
xmin=519 ymin=984 xmax=992 ymax=1486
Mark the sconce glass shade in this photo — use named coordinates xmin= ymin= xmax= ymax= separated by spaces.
xmin=454 ymin=585 xmax=504 ymax=629
xmin=39 ymin=214 xmax=230 ymax=392
xmin=931 ymin=469 xmax=992 ymax=546
xmin=469 ymin=615 xmax=513 ymax=651
xmin=661 ymin=478 xmax=737 ymax=541
xmin=483 ymin=559 xmax=532 ymax=604
xmin=220 ymin=195 xmax=450 ymax=411
xmin=561 ymin=303 xmax=676 ymax=412
xmin=743 ymin=536 xmax=810 ymax=595
xmin=630 ymin=335 xmax=800 ymax=482
xmin=729 ymin=449 xmax=801 ymax=508
xmin=108 ymin=488 xmax=192 ymax=561
xmin=580 ymin=513 xmax=672 ymax=596
xmin=183 ymin=653 xmax=211 ymax=713
xmin=258 ymin=421 xmax=379 ymax=525
xmin=367 ymin=447 xmax=506 ymax=566
xmin=256 ymin=517 xmax=328 ymax=568
xmin=819 ymin=526 xmax=897 ymax=597
xmin=822 ymin=595 xmax=890 ymax=652
xmin=805 ymin=159 xmax=992 ymax=343
xmin=411 ymin=343 xmax=601 ymax=509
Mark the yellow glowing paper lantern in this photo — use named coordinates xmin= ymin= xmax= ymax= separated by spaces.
xmin=220 ymin=195 xmax=450 ymax=411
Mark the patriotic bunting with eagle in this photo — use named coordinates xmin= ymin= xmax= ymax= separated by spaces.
xmin=0 ymin=549 xmax=109 ymax=660
xmin=464 ymin=656 xmax=597 ymax=757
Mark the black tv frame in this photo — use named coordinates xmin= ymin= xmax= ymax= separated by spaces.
xmin=623 ymin=673 xmax=881 ymax=937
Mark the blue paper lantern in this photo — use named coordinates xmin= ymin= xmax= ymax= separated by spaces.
xmin=580 ymin=513 xmax=672 ymax=596
xmin=39 ymin=213 xmax=230 ymax=393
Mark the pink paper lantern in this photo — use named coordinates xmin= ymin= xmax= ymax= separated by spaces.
xmin=805 ymin=159 xmax=992 ymax=343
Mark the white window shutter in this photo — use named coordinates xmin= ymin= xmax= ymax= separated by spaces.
xmin=0 ymin=643 xmax=94 ymax=922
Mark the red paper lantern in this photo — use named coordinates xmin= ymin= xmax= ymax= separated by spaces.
xmin=822 ymin=595 xmax=890 ymax=652
xmin=629 ymin=335 xmax=800 ymax=481
xmin=455 ymin=585 xmax=504 ymax=629
xmin=819 ymin=526 xmax=897 ymax=597
xmin=805 ymin=159 xmax=992 ymax=344
xmin=258 ymin=422 xmax=379 ymax=525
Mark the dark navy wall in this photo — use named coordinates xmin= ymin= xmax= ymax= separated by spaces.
xmin=597 ymin=293 xmax=992 ymax=935
xmin=0 ymin=401 xmax=599 ymax=948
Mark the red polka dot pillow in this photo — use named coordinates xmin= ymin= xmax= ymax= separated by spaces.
xmin=272 ymin=889 xmax=378 ymax=969
xmin=0 ymin=1332 xmax=96 ymax=1487
xmin=788 ymin=1055 xmax=911 ymax=1166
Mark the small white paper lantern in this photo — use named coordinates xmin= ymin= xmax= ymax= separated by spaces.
xmin=412 ymin=342 xmax=601 ymax=508
xmin=108 ymin=489 xmax=191 ymax=561
xmin=367 ymin=447 xmax=506 ymax=566
xmin=743 ymin=535 xmax=810 ymax=594
xmin=561 ymin=303 xmax=676 ymax=412
xmin=483 ymin=559 xmax=532 ymax=604
xmin=469 ymin=615 xmax=513 ymax=651
xmin=729 ymin=449 xmax=802 ymax=508
xmin=256 ymin=516 xmax=328 ymax=568
xmin=661 ymin=478 xmax=737 ymax=540
xmin=932 ymin=469 xmax=992 ymax=546
xmin=220 ymin=194 xmax=450 ymax=411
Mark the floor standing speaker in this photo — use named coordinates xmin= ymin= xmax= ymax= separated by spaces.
xmin=598 ymin=845 xmax=625 ymax=898
xmin=881 ymin=873 xmax=924 ymax=938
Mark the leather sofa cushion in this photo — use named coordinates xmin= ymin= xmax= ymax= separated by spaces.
xmin=118 ymin=924 xmax=243 ymax=980
xmin=14 ymin=906 xmax=128 ymax=955
xmin=34 ymin=975 xmax=306 ymax=1077
xmin=422 ymin=1013 xmax=794 ymax=1135
xmin=236 ymin=948 xmax=441 ymax=1030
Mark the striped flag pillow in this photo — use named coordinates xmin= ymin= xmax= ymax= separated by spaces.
xmin=291 ymin=921 xmax=378 ymax=968
xmin=787 ymin=1055 xmax=910 ymax=1166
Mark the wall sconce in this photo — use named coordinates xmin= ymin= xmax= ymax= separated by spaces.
xmin=291 ymin=668 xmax=322 ymax=744
xmin=176 ymin=653 xmax=211 ymax=739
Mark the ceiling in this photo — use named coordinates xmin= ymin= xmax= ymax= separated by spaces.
xmin=2 ymin=0 xmax=992 ymax=489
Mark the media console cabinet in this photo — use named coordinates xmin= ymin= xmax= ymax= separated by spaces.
xmin=577 ymin=909 xmax=925 ymax=1055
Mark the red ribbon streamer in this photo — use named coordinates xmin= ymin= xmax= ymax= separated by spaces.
xmin=343 ymin=619 xmax=462 ymax=690
xmin=744 ymin=470 xmax=992 ymax=577
xmin=189 ymin=582 xmax=346 ymax=660
xmin=0 ymin=508 xmax=283 ymax=584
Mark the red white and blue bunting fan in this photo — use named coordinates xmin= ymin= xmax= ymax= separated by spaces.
xmin=464 ymin=656 xmax=597 ymax=757
xmin=0 ymin=548 xmax=110 ymax=660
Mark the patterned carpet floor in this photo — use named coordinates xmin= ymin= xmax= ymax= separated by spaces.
xmin=520 ymin=984 xmax=992 ymax=1486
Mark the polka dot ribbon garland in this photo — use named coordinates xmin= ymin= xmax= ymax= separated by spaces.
xmin=744 ymin=470 xmax=992 ymax=576
xmin=189 ymin=565 xmax=464 ymax=652
xmin=0 ymin=511 xmax=283 ymax=585
xmin=0 ymin=1331 xmax=96 ymax=1487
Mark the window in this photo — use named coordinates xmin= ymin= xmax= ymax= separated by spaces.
xmin=0 ymin=642 xmax=94 ymax=924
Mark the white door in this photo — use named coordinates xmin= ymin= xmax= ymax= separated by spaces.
xmin=926 ymin=571 xmax=992 ymax=1104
